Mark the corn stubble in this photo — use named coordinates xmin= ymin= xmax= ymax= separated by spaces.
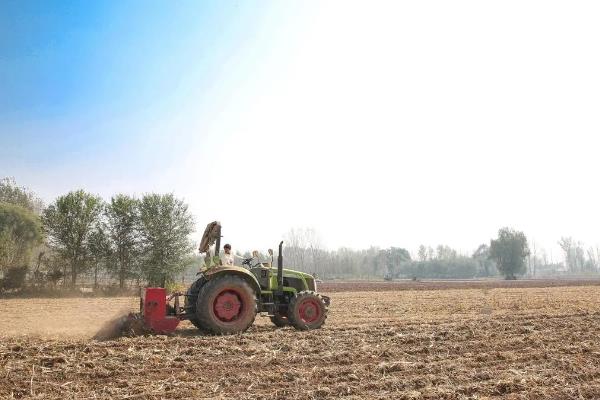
xmin=2 ymin=283 xmax=600 ymax=399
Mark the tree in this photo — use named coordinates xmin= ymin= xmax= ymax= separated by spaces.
xmin=586 ymin=247 xmax=597 ymax=272
xmin=374 ymin=247 xmax=411 ymax=278
xmin=0 ymin=202 xmax=43 ymax=271
xmin=489 ymin=227 xmax=530 ymax=280
xmin=389 ymin=247 xmax=411 ymax=276
xmin=530 ymin=241 xmax=537 ymax=276
xmin=427 ymin=246 xmax=435 ymax=260
xmin=403 ymin=257 xmax=477 ymax=279
xmin=106 ymin=195 xmax=140 ymax=288
xmin=574 ymin=241 xmax=586 ymax=272
xmin=283 ymin=227 xmax=325 ymax=275
xmin=87 ymin=226 xmax=112 ymax=289
xmin=138 ymin=193 xmax=194 ymax=287
xmin=558 ymin=237 xmax=574 ymax=272
xmin=306 ymin=229 xmax=325 ymax=278
xmin=436 ymin=245 xmax=457 ymax=260
xmin=34 ymin=249 xmax=66 ymax=288
xmin=472 ymin=244 xmax=495 ymax=276
xmin=0 ymin=265 xmax=28 ymax=291
xmin=417 ymin=245 xmax=428 ymax=261
xmin=376 ymin=249 xmax=392 ymax=277
xmin=42 ymin=190 xmax=103 ymax=287
xmin=0 ymin=177 xmax=43 ymax=214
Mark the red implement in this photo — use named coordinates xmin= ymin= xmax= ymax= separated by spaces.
xmin=142 ymin=288 xmax=180 ymax=334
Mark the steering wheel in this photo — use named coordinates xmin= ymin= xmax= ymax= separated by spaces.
xmin=242 ymin=258 xmax=253 ymax=267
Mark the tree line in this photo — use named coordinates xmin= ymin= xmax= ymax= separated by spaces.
xmin=0 ymin=178 xmax=194 ymax=292
xmin=279 ymin=227 xmax=530 ymax=280
xmin=252 ymin=231 xmax=593 ymax=281
xmin=1 ymin=177 xmax=597 ymax=293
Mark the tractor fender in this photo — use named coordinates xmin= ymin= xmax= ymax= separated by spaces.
xmin=204 ymin=266 xmax=261 ymax=295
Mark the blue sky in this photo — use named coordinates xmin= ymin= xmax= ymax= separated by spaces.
xmin=1 ymin=1 xmax=318 ymax=249
xmin=2 ymin=1 xmax=600 ymax=255
xmin=1 ymin=1 xmax=289 ymax=177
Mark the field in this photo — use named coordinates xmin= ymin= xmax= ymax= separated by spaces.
xmin=3 ymin=281 xmax=600 ymax=399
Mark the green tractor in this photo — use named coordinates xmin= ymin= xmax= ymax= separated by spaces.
xmin=182 ymin=222 xmax=330 ymax=334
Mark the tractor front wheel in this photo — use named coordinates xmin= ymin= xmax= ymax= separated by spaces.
xmin=195 ymin=275 xmax=257 ymax=334
xmin=288 ymin=291 xmax=328 ymax=330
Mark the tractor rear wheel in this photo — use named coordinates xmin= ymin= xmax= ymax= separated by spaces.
xmin=270 ymin=313 xmax=290 ymax=328
xmin=185 ymin=278 xmax=207 ymax=331
xmin=195 ymin=275 xmax=257 ymax=334
xmin=288 ymin=291 xmax=328 ymax=330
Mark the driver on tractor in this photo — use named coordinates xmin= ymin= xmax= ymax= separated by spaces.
xmin=222 ymin=243 xmax=243 ymax=266
xmin=200 ymin=243 xmax=241 ymax=271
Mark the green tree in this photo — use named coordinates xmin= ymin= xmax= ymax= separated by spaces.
xmin=42 ymin=190 xmax=103 ymax=287
xmin=138 ymin=193 xmax=194 ymax=287
xmin=403 ymin=257 xmax=477 ymax=279
xmin=0 ymin=265 xmax=29 ymax=291
xmin=489 ymin=227 xmax=530 ymax=280
xmin=472 ymin=243 xmax=495 ymax=276
xmin=377 ymin=247 xmax=411 ymax=278
xmin=0 ymin=177 xmax=43 ymax=213
xmin=106 ymin=195 xmax=140 ymax=288
xmin=88 ymin=226 xmax=112 ymax=289
xmin=0 ymin=202 xmax=43 ymax=271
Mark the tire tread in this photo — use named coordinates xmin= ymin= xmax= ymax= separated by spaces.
xmin=288 ymin=290 xmax=328 ymax=331
xmin=196 ymin=275 xmax=257 ymax=334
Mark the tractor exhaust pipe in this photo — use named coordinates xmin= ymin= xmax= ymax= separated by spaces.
xmin=277 ymin=241 xmax=284 ymax=291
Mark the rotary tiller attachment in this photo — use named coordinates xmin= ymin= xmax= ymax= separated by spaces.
xmin=93 ymin=288 xmax=182 ymax=341
xmin=92 ymin=312 xmax=147 ymax=341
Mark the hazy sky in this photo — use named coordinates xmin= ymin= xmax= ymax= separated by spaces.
xmin=1 ymin=1 xmax=599 ymax=256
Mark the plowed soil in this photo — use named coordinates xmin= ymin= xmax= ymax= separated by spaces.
xmin=2 ymin=283 xmax=600 ymax=399
xmin=319 ymin=278 xmax=600 ymax=292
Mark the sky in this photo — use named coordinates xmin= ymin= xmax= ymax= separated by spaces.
xmin=1 ymin=1 xmax=600 ymax=257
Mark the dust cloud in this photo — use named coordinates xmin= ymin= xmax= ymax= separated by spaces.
xmin=0 ymin=297 xmax=139 ymax=339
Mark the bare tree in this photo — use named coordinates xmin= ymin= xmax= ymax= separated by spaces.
xmin=574 ymin=242 xmax=585 ymax=272
xmin=426 ymin=246 xmax=435 ymax=260
xmin=284 ymin=227 xmax=324 ymax=276
xmin=284 ymin=228 xmax=308 ymax=270
xmin=558 ymin=237 xmax=573 ymax=272
xmin=417 ymin=245 xmax=428 ymax=261
xmin=528 ymin=241 xmax=537 ymax=277
xmin=586 ymin=247 xmax=597 ymax=272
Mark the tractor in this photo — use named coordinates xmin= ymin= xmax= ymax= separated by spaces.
xmin=124 ymin=221 xmax=330 ymax=336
